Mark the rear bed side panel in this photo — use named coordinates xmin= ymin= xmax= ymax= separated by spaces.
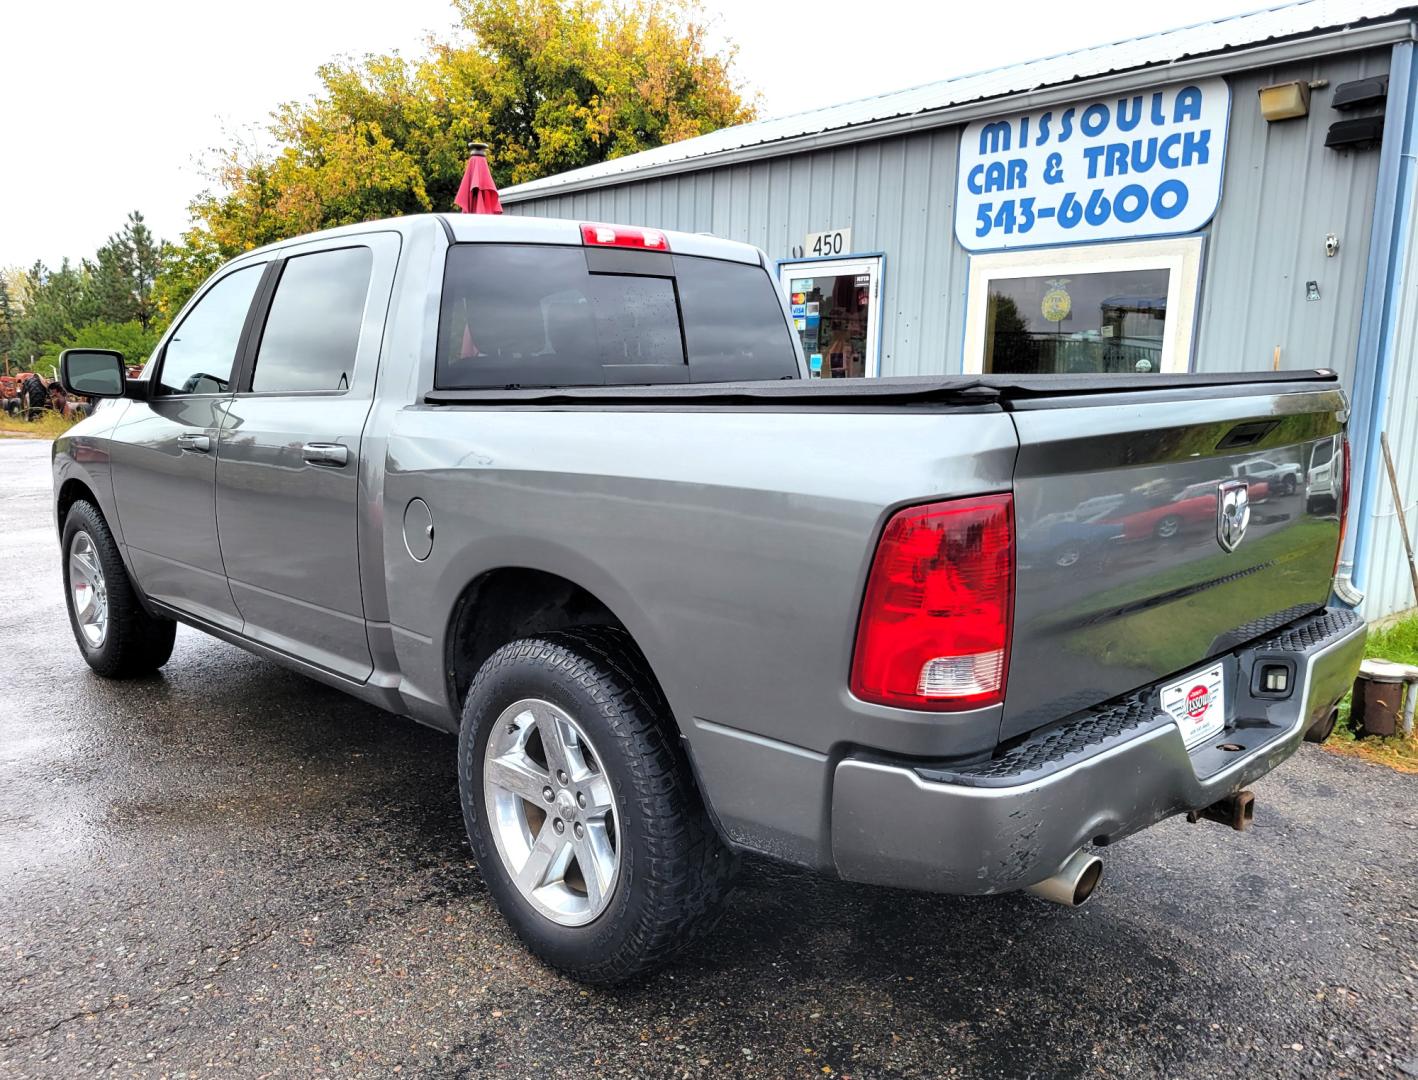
xmin=1003 ymin=385 xmax=1346 ymax=741
xmin=382 ymin=407 xmax=1017 ymax=866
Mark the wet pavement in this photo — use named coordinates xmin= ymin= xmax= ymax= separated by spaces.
xmin=1 ymin=436 xmax=1415 ymax=1079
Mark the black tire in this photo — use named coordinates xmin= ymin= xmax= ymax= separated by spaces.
xmin=61 ymin=500 xmax=177 ymax=678
xmin=1304 ymin=706 xmax=1339 ymax=744
xmin=21 ymin=376 xmax=48 ymax=420
xmin=3 ymin=398 xmax=19 ymax=417
xmin=457 ymin=627 xmax=737 ymax=984
xmin=1281 ymin=476 xmax=1296 ymax=496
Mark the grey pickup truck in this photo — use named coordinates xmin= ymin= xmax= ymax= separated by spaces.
xmin=53 ymin=214 xmax=1365 ymax=983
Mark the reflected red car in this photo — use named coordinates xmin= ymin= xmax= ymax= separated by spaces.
xmin=1108 ymin=480 xmax=1270 ymax=541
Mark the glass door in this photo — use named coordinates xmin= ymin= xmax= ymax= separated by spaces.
xmin=779 ymin=257 xmax=882 ymax=378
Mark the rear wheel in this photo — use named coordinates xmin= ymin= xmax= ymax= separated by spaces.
xmin=457 ymin=627 xmax=736 ymax=984
xmin=62 ymin=500 xmax=176 ymax=677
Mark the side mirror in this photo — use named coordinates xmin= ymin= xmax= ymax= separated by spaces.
xmin=59 ymin=349 xmax=127 ymax=399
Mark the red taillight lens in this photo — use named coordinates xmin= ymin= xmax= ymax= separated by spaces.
xmin=579 ymin=222 xmax=669 ymax=250
xmin=850 ymin=494 xmax=1014 ymax=712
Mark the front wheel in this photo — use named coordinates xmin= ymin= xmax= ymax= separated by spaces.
xmin=457 ymin=628 xmax=736 ymax=984
xmin=61 ymin=500 xmax=176 ymax=677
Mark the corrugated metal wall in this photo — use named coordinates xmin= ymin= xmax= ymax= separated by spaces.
xmin=1196 ymin=50 xmax=1389 ymax=382
xmin=505 ymin=129 xmax=970 ymax=375
xmin=506 ymin=48 xmax=1389 ymax=384
xmin=507 ymin=46 xmax=1415 ymax=616
xmin=1364 ymin=185 xmax=1418 ymax=619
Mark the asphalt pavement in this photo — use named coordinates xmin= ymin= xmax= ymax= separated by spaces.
xmin=1 ymin=436 xmax=1415 ymax=1079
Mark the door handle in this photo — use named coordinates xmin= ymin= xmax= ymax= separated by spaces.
xmin=176 ymin=433 xmax=211 ymax=453
xmin=302 ymin=442 xmax=349 ymax=467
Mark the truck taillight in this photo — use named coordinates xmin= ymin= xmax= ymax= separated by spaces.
xmin=579 ymin=222 xmax=669 ymax=250
xmin=851 ymin=494 xmax=1014 ymax=712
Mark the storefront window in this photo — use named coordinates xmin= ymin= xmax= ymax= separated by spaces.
xmin=984 ymin=268 xmax=1170 ymax=375
xmin=962 ymin=237 xmax=1203 ymax=376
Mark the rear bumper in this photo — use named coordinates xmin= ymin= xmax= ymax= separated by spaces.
xmin=830 ymin=607 xmax=1366 ymax=894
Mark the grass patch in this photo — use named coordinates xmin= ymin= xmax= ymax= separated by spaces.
xmin=1325 ymin=612 xmax=1418 ymax=774
xmin=0 ymin=411 xmax=77 ymax=439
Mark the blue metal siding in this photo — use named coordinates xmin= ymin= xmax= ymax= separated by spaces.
xmin=1355 ymin=41 xmax=1418 ymax=620
xmin=1366 ymin=218 xmax=1418 ymax=617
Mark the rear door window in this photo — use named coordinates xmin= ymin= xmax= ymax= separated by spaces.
xmin=676 ymin=256 xmax=798 ymax=382
xmin=435 ymin=244 xmax=798 ymax=389
xmin=251 ymin=247 xmax=373 ymax=392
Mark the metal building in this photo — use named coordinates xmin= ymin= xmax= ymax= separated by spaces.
xmin=503 ymin=0 xmax=1418 ymax=620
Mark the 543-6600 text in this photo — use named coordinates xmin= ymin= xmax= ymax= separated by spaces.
xmin=974 ymin=178 xmax=1189 ymax=239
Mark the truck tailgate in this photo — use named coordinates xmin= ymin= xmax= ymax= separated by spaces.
xmin=1003 ymin=380 xmax=1346 ymax=740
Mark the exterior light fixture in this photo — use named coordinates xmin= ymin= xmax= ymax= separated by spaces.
xmin=1258 ymin=81 xmax=1311 ymax=121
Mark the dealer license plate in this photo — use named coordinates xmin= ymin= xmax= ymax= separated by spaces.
xmin=1160 ymin=661 xmax=1227 ymax=750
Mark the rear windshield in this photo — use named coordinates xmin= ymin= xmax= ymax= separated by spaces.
xmin=435 ymin=243 xmax=799 ymax=388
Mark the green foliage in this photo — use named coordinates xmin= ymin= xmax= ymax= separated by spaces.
xmin=1364 ymin=614 xmax=1418 ymax=667
xmin=5 ymin=1 xmax=758 ymax=373
xmin=152 ymin=229 xmax=226 ymax=324
xmin=10 ymin=259 xmax=95 ymax=368
xmin=186 ymin=0 xmax=755 ymax=255
xmin=38 ymin=320 xmax=163 ymax=373
xmin=0 ymin=278 xmax=16 ymax=367
xmin=1328 ymin=612 xmax=1418 ymax=772
xmin=6 ymin=214 xmax=172 ymax=376
xmin=85 ymin=212 xmax=163 ymax=330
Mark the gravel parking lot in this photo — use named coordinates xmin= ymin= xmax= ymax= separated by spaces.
xmin=1 ymin=436 xmax=1415 ymax=1079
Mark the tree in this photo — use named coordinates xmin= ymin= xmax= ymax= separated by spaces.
xmin=39 ymin=320 xmax=163 ymax=373
xmin=11 ymin=260 xmax=95 ymax=369
xmin=185 ymin=0 xmax=755 ymax=255
xmin=152 ymin=230 xmax=226 ymax=325
xmin=86 ymin=212 xmax=163 ymax=330
xmin=0 ymin=278 xmax=16 ymax=372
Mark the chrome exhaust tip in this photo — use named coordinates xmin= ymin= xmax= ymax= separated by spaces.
xmin=1024 ymin=849 xmax=1103 ymax=907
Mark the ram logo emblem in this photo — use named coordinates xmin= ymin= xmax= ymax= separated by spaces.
xmin=1217 ymin=481 xmax=1251 ymax=553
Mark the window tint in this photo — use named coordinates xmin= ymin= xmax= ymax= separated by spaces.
xmin=252 ymin=247 xmax=372 ymax=392
xmin=437 ymin=244 xmax=684 ymax=389
xmin=675 ymin=256 xmax=798 ymax=382
xmin=160 ymin=264 xmax=264 ymax=394
xmin=435 ymin=244 xmax=799 ymax=389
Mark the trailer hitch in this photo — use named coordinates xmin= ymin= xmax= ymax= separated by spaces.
xmin=1187 ymin=789 xmax=1255 ymax=832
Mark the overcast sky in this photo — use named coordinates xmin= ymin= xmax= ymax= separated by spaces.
xmin=2 ymin=0 xmax=1262 ymax=269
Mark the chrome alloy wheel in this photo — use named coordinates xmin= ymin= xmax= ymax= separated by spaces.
xmin=69 ymin=532 xmax=108 ymax=649
xmin=483 ymin=698 xmax=619 ymax=926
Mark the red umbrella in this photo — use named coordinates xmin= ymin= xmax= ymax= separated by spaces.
xmin=453 ymin=144 xmax=502 ymax=214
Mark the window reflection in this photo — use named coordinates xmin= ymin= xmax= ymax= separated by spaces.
xmin=984 ymin=269 xmax=1170 ymax=375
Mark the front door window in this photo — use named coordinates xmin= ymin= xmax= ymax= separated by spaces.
xmin=158 ymin=263 xmax=265 ymax=394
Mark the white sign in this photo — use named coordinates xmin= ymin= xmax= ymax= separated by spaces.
xmin=955 ymin=78 xmax=1230 ymax=251
xmin=805 ymin=228 xmax=851 ymax=258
